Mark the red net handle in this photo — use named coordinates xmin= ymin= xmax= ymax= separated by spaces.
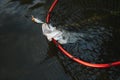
xmin=46 ymin=0 xmax=120 ymax=68
xmin=46 ymin=0 xmax=58 ymax=23
xmin=52 ymin=38 xmax=120 ymax=68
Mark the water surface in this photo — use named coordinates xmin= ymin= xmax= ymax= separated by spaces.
xmin=0 ymin=0 xmax=120 ymax=80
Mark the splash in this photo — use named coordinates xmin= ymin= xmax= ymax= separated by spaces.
xmin=32 ymin=16 xmax=82 ymax=44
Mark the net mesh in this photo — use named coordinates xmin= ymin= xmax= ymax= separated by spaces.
xmin=46 ymin=0 xmax=120 ymax=80
xmin=47 ymin=0 xmax=120 ymax=30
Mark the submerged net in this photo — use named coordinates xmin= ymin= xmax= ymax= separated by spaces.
xmin=47 ymin=0 xmax=120 ymax=29
xmin=46 ymin=0 xmax=120 ymax=80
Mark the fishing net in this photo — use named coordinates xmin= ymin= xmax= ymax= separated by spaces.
xmin=46 ymin=0 xmax=120 ymax=80
xmin=46 ymin=0 xmax=120 ymax=29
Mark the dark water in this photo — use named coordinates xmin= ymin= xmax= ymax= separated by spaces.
xmin=0 ymin=0 xmax=49 ymax=80
xmin=0 ymin=0 xmax=120 ymax=80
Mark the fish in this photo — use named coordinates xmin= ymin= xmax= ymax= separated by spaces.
xmin=32 ymin=16 xmax=69 ymax=44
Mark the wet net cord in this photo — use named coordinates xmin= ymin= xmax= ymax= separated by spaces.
xmin=46 ymin=0 xmax=120 ymax=68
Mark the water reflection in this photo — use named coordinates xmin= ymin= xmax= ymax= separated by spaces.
xmin=0 ymin=0 xmax=49 ymax=80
